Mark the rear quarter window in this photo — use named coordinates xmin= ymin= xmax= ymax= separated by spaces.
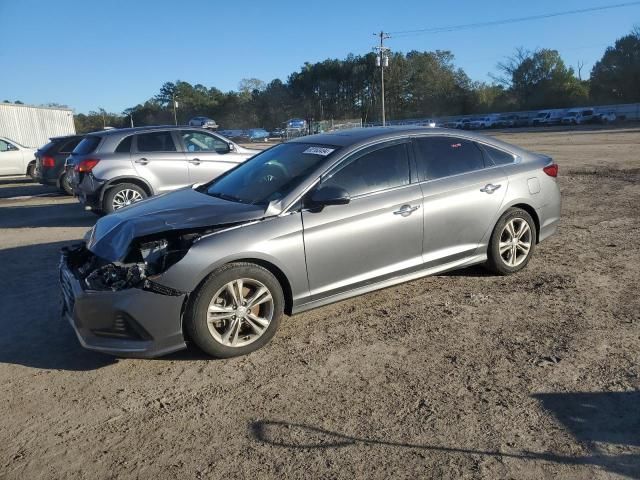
xmin=480 ymin=144 xmax=516 ymax=166
xmin=73 ymin=136 xmax=101 ymax=155
xmin=115 ymin=136 xmax=132 ymax=153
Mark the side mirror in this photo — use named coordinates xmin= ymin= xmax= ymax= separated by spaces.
xmin=309 ymin=185 xmax=351 ymax=208
xmin=228 ymin=142 xmax=235 ymax=151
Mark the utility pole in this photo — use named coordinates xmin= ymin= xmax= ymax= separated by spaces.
xmin=172 ymin=93 xmax=178 ymax=125
xmin=373 ymin=31 xmax=390 ymax=126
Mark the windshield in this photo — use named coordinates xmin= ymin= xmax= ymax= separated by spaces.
xmin=200 ymin=142 xmax=340 ymax=205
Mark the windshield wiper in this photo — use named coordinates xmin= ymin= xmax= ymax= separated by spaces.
xmin=209 ymin=192 xmax=248 ymax=204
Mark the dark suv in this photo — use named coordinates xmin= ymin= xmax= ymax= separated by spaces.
xmin=34 ymin=135 xmax=84 ymax=194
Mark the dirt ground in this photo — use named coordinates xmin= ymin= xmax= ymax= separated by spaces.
xmin=0 ymin=126 xmax=639 ymax=479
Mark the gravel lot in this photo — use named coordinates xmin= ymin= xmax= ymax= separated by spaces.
xmin=1 ymin=127 xmax=639 ymax=479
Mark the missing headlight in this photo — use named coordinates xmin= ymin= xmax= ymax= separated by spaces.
xmin=85 ymin=263 xmax=146 ymax=291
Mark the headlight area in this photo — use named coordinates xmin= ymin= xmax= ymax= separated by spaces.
xmin=62 ymin=231 xmax=202 ymax=295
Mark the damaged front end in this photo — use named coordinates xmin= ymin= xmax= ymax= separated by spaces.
xmin=63 ymin=227 xmax=221 ymax=295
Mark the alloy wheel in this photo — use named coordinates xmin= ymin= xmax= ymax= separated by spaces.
xmin=499 ymin=218 xmax=532 ymax=267
xmin=112 ymin=188 xmax=143 ymax=210
xmin=206 ymin=278 xmax=274 ymax=348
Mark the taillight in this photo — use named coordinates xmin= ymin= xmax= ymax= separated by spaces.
xmin=543 ymin=164 xmax=558 ymax=177
xmin=75 ymin=159 xmax=100 ymax=173
xmin=42 ymin=155 xmax=55 ymax=168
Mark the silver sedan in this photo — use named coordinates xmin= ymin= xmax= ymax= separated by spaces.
xmin=60 ymin=127 xmax=561 ymax=358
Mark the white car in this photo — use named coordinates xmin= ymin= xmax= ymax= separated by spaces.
xmin=561 ymin=108 xmax=595 ymax=125
xmin=470 ymin=115 xmax=499 ymax=129
xmin=0 ymin=137 xmax=37 ymax=178
xmin=188 ymin=116 xmax=218 ymax=129
xmin=418 ymin=119 xmax=437 ymax=128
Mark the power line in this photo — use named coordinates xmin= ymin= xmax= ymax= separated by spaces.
xmin=389 ymin=1 xmax=640 ymax=37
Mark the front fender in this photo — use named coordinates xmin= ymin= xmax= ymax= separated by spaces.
xmin=153 ymin=214 xmax=309 ymax=306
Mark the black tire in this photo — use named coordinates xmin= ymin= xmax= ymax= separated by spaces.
xmin=26 ymin=162 xmax=36 ymax=180
xmin=59 ymin=171 xmax=74 ymax=195
xmin=185 ymin=262 xmax=285 ymax=358
xmin=102 ymin=183 xmax=147 ymax=214
xmin=485 ymin=208 xmax=537 ymax=275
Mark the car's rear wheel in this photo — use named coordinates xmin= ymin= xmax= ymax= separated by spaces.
xmin=26 ymin=162 xmax=36 ymax=180
xmin=485 ymin=208 xmax=536 ymax=275
xmin=59 ymin=171 xmax=74 ymax=195
xmin=185 ymin=263 xmax=284 ymax=358
xmin=103 ymin=183 xmax=147 ymax=213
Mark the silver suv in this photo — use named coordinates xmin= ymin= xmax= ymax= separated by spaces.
xmin=69 ymin=126 xmax=258 ymax=213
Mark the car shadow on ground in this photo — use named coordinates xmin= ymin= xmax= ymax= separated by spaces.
xmin=249 ymin=391 xmax=640 ymax=478
xmin=0 ymin=176 xmax=35 ymax=186
xmin=0 ymin=241 xmax=116 ymax=371
xmin=439 ymin=265 xmax=494 ymax=277
xmin=0 ymin=177 xmax=61 ymax=199
xmin=0 ymin=202 xmax=96 ymax=228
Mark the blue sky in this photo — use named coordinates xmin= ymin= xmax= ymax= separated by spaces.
xmin=1 ymin=0 xmax=638 ymax=113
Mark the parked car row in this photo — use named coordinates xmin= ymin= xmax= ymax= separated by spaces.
xmin=218 ymin=128 xmax=270 ymax=142
xmin=441 ymin=107 xmax=619 ymax=130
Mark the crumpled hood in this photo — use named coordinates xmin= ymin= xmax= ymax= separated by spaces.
xmin=86 ymin=187 xmax=266 ymax=262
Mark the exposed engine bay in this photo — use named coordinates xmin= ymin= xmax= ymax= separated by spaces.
xmin=62 ymin=226 xmax=223 ymax=294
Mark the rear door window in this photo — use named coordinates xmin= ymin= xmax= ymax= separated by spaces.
xmin=136 ymin=131 xmax=177 ymax=152
xmin=73 ymin=136 xmax=101 ymax=155
xmin=181 ymin=130 xmax=229 ymax=154
xmin=414 ymin=136 xmax=486 ymax=180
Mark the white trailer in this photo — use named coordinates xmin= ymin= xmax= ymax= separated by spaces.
xmin=0 ymin=103 xmax=75 ymax=148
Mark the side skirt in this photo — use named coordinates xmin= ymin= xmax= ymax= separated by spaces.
xmin=292 ymin=253 xmax=487 ymax=315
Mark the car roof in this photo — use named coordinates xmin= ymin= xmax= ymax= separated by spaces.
xmin=288 ymin=126 xmax=532 ymax=157
xmin=86 ymin=125 xmax=213 ymax=137
xmin=288 ymin=126 xmax=478 ymax=147
xmin=50 ymin=134 xmax=83 ymax=141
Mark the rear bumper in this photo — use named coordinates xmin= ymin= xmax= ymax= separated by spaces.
xmin=59 ymin=251 xmax=187 ymax=358
xmin=73 ymin=173 xmax=105 ymax=209
xmin=34 ymin=167 xmax=62 ymax=186
xmin=536 ymin=183 xmax=562 ymax=243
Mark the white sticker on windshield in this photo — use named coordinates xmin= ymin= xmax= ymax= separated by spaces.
xmin=303 ymin=146 xmax=335 ymax=156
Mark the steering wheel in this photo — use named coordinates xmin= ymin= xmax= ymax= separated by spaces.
xmin=258 ymin=162 xmax=288 ymax=184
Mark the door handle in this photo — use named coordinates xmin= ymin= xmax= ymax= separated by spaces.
xmin=135 ymin=158 xmax=149 ymax=165
xmin=188 ymin=158 xmax=201 ymax=165
xmin=480 ymin=183 xmax=501 ymax=194
xmin=393 ymin=204 xmax=420 ymax=217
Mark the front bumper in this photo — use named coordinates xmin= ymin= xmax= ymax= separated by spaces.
xmin=59 ymin=251 xmax=187 ymax=358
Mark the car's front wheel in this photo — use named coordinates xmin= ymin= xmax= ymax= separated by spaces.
xmin=485 ymin=208 xmax=536 ymax=275
xmin=103 ymin=183 xmax=147 ymax=213
xmin=185 ymin=263 xmax=284 ymax=358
